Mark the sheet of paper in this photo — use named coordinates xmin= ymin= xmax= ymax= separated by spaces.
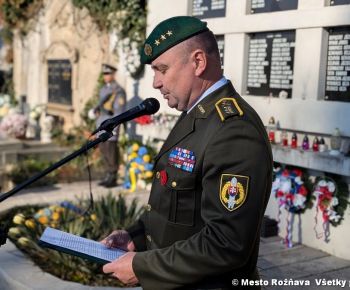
xmin=40 ymin=227 xmax=126 ymax=262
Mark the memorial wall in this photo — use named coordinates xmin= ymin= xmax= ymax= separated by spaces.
xmin=138 ymin=0 xmax=350 ymax=138
xmin=141 ymin=0 xmax=350 ymax=260
xmin=138 ymin=0 xmax=350 ymax=259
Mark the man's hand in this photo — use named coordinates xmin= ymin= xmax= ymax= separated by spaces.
xmin=103 ymin=252 xmax=138 ymax=286
xmin=100 ymin=230 xmax=135 ymax=251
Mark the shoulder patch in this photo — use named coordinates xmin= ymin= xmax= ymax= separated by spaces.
xmin=220 ymin=174 xmax=249 ymax=212
xmin=215 ymin=98 xmax=243 ymax=122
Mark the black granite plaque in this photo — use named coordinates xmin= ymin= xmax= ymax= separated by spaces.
xmin=246 ymin=31 xmax=295 ymax=98
xmin=325 ymin=27 xmax=350 ymax=102
xmin=48 ymin=59 xmax=72 ymax=105
xmin=191 ymin=0 xmax=226 ymax=19
xmin=330 ymin=0 xmax=350 ymax=5
xmin=251 ymin=0 xmax=298 ymax=13
xmin=216 ymin=35 xmax=225 ymax=69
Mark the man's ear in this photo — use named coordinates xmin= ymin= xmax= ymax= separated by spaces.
xmin=192 ymin=49 xmax=207 ymax=76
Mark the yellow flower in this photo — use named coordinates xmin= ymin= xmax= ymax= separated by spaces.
xmin=18 ymin=237 xmax=31 ymax=246
xmin=8 ymin=227 xmax=21 ymax=237
xmin=90 ymin=214 xmax=97 ymax=221
xmin=52 ymin=212 xmax=60 ymax=221
xmin=50 ymin=223 xmax=57 ymax=228
xmin=13 ymin=214 xmax=25 ymax=225
xmin=49 ymin=205 xmax=57 ymax=211
xmin=38 ymin=216 xmax=49 ymax=225
xmin=144 ymin=171 xmax=153 ymax=178
xmin=128 ymin=152 xmax=138 ymax=161
xmin=130 ymin=162 xmax=139 ymax=168
xmin=143 ymin=154 xmax=151 ymax=163
xmin=55 ymin=207 xmax=65 ymax=213
xmin=132 ymin=143 xmax=139 ymax=152
xmin=25 ymin=219 xmax=36 ymax=229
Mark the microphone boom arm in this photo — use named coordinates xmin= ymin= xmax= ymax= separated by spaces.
xmin=0 ymin=98 xmax=160 ymax=246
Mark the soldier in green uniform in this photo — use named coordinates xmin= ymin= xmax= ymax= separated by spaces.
xmin=102 ymin=16 xmax=273 ymax=290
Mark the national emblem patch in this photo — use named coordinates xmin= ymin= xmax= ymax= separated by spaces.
xmin=219 ymin=174 xmax=249 ymax=211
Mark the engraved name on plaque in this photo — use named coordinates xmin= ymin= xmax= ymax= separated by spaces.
xmin=251 ymin=0 xmax=298 ymax=13
xmin=246 ymin=31 xmax=295 ymax=98
xmin=48 ymin=59 xmax=72 ymax=105
xmin=325 ymin=27 xmax=350 ymax=102
xmin=191 ymin=0 xmax=226 ymax=19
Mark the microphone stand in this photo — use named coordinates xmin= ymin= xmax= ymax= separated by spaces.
xmin=0 ymin=130 xmax=113 ymax=247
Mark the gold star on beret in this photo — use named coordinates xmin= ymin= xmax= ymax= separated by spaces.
xmin=141 ymin=16 xmax=208 ymax=64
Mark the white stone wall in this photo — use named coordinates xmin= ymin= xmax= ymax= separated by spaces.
xmin=119 ymin=0 xmax=350 ymax=260
xmin=131 ymin=0 xmax=350 ymax=136
xmin=13 ymin=0 xmax=113 ymax=130
xmin=0 ymin=25 xmax=11 ymax=72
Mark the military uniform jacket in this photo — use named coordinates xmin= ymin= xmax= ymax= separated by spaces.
xmin=127 ymin=81 xmax=273 ymax=290
xmin=96 ymin=80 xmax=126 ymax=141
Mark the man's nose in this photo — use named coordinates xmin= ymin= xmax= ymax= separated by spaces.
xmin=153 ymin=75 xmax=162 ymax=89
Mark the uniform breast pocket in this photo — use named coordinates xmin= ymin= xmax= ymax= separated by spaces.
xmin=165 ymin=167 xmax=197 ymax=226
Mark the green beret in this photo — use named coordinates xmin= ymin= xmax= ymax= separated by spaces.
xmin=140 ymin=16 xmax=209 ymax=64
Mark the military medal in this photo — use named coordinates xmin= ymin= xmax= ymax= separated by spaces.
xmin=159 ymin=170 xmax=168 ymax=186
xmin=168 ymin=147 xmax=195 ymax=172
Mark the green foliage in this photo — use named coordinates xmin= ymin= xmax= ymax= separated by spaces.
xmin=72 ymin=0 xmax=147 ymax=78
xmin=0 ymin=0 xmax=44 ymax=35
xmin=2 ymin=193 xmax=143 ymax=287
xmin=0 ymin=69 xmax=16 ymax=105
xmin=319 ymin=174 xmax=350 ymax=227
xmin=1 ymin=0 xmax=147 ymax=78
xmin=71 ymin=0 xmax=146 ymax=36
xmin=0 ymin=26 xmax=13 ymax=44
xmin=80 ymin=73 xmax=104 ymax=132
xmin=7 ymin=158 xmax=57 ymax=187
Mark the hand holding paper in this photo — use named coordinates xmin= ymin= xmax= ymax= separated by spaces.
xmin=100 ymin=229 xmax=135 ymax=251
xmin=39 ymin=227 xmax=126 ymax=264
xmin=103 ymin=251 xmax=138 ymax=285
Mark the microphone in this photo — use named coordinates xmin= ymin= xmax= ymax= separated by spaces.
xmin=92 ymin=98 xmax=160 ymax=135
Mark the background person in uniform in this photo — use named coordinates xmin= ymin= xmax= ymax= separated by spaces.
xmin=101 ymin=16 xmax=273 ymax=289
xmin=94 ymin=64 xmax=126 ymax=188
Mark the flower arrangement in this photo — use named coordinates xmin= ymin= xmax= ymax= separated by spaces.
xmin=121 ymin=38 xmax=144 ymax=78
xmin=124 ymin=143 xmax=154 ymax=192
xmin=4 ymin=193 xmax=143 ymax=286
xmin=134 ymin=115 xmax=152 ymax=125
xmin=0 ymin=111 xmax=28 ymax=138
xmin=272 ymin=168 xmax=309 ymax=213
xmin=0 ymin=94 xmax=12 ymax=119
xmin=7 ymin=158 xmax=57 ymax=187
xmin=152 ymin=113 xmax=179 ymax=129
xmin=272 ymin=166 xmax=311 ymax=247
xmin=312 ymin=177 xmax=347 ymax=241
xmin=33 ymin=205 xmax=66 ymax=227
xmin=29 ymin=104 xmax=45 ymax=121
